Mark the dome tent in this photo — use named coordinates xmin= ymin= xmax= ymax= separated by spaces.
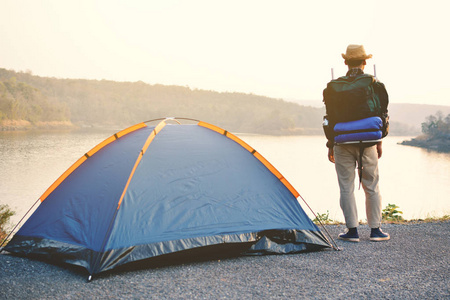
xmin=3 ymin=118 xmax=332 ymax=279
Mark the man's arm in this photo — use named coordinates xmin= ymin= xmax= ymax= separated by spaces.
xmin=374 ymin=81 xmax=389 ymax=114
xmin=323 ymin=87 xmax=336 ymax=150
xmin=376 ymin=141 xmax=382 ymax=159
xmin=374 ymin=81 xmax=389 ymax=138
xmin=328 ymin=147 xmax=335 ymax=163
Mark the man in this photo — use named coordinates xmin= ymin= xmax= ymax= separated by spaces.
xmin=323 ymin=44 xmax=390 ymax=242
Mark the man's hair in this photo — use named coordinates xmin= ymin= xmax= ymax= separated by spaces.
xmin=345 ymin=59 xmax=365 ymax=68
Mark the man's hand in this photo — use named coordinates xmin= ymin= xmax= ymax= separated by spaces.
xmin=328 ymin=148 xmax=335 ymax=163
xmin=376 ymin=141 xmax=383 ymax=159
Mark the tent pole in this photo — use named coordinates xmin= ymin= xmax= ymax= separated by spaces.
xmin=0 ymin=198 xmax=41 ymax=251
xmin=91 ymin=120 xmax=167 ymax=274
xmin=297 ymin=194 xmax=341 ymax=251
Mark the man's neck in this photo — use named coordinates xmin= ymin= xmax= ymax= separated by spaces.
xmin=346 ymin=68 xmax=364 ymax=77
xmin=348 ymin=66 xmax=364 ymax=71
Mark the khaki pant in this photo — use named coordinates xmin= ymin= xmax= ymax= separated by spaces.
xmin=334 ymin=144 xmax=382 ymax=228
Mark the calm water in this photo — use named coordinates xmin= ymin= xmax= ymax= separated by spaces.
xmin=1 ymin=130 xmax=449 ymax=226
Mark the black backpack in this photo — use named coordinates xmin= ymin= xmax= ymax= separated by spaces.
xmin=325 ymin=74 xmax=382 ymax=122
xmin=324 ymin=74 xmax=389 ymax=140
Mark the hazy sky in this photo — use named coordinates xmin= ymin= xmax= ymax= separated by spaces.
xmin=1 ymin=0 xmax=449 ymax=106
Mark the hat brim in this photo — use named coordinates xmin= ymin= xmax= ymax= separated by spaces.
xmin=342 ymin=53 xmax=373 ymax=60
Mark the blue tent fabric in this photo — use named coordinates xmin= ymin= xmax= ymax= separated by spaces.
xmin=5 ymin=120 xmax=331 ymax=275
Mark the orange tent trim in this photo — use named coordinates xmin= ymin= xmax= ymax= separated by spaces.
xmin=116 ymin=120 xmax=167 ymax=209
xmin=39 ymin=123 xmax=147 ymax=202
xmin=198 ymin=121 xmax=300 ymax=198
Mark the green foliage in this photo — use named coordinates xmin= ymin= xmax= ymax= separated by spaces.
xmin=0 ymin=204 xmax=15 ymax=244
xmin=313 ymin=210 xmax=339 ymax=225
xmin=0 ymin=74 xmax=70 ymax=124
xmin=0 ymin=68 xmax=324 ymax=134
xmin=421 ymin=111 xmax=450 ymax=137
xmin=382 ymin=203 xmax=404 ymax=222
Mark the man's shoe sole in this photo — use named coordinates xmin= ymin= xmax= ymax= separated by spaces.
xmin=370 ymin=235 xmax=390 ymax=242
xmin=338 ymin=236 xmax=360 ymax=242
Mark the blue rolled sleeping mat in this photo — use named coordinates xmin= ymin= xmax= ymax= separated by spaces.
xmin=334 ymin=117 xmax=383 ymax=144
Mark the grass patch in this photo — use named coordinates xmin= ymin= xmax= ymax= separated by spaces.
xmin=314 ymin=204 xmax=449 ymax=226
xmin=391 ymin=215 xmax=450 ymax=224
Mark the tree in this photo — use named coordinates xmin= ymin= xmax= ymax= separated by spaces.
xmin=421 ymin=111 xmax=450 ymax=137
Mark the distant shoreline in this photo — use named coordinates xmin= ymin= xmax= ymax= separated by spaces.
xmin=400 ymin=135 xmax=450 ymax=153
xmin=0 ymin=119 xmax=325 ymax=135
xmin=0 ymin=120 xmax=75 ymax=131
xmin=0 ymin=121 xmax=425 ymax=139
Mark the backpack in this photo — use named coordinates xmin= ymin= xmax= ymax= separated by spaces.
xmin=325 ymin=74 xmax=381 ymax=123
xmin=323 ymin=74 xmax=389 ymax=187
xmin=323 ymin=74 xmax=389 ymax=145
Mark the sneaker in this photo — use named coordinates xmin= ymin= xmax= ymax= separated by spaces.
xmin=338 ymin=228 xmax=360 ymax=242
xmin=370 ymin=228 xmax=390 ymax=241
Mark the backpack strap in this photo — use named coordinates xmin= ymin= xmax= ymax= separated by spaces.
xmin=357 ymin=143 xmax=364 ymax=189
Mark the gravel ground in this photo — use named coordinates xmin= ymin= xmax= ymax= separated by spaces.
xmin=1 ymin=221 xmax=449 ymax=299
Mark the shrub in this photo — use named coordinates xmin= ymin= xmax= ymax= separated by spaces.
xmin=382 ymin=203 xmax=404 ymax=222
xmin=0 ymin=204 xmax=14 ymax=244
xmin=313 ymin=210 xmax=339 ymax=225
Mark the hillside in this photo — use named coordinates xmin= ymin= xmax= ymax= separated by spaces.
xmin=1 ymin=68 xmax=447 ymax=135
xmin=0 ymin=69 xmax=323 ymax=135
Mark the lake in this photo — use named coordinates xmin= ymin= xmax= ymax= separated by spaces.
xmin=1 ymin=129 xmax=449 ymax=227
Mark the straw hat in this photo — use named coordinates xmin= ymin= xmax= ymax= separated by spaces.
xmin=342 ymin=44 xmax=372 ymax=60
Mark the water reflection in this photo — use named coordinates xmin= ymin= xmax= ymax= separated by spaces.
xmin=1 ymin=131 xmax=449 ymax=225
